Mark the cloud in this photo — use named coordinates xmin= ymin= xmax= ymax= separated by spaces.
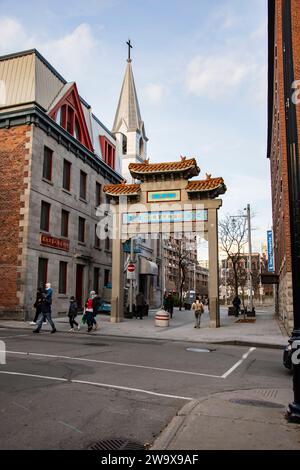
xmin=40 ymin=23 xmax=99 ymax=82
xmin=186 ymin=54 xmax=254 ymax=99
xmin=0 ymin=17 xmax=35 ymax=53
xmin=141 ymin=83 xmax=165 ymax=105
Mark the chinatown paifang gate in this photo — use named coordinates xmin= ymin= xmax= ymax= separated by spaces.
xmin=103 ymin=157 xmax=227 ymax=328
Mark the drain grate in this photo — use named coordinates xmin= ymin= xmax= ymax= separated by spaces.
xmin=229 ymin=398 xmax=284 ymax=409
xmin=89 ymin=439 xmax=145 ymax=451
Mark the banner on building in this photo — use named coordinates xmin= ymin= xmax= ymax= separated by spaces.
xmin=267 ymin=230 xmax=275 ymax=273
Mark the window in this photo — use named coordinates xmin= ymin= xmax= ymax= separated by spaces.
xmin=78 ymin=217 xmax=85 ymax=243
xmin=139 ymin=137 xmax=144 ymax=157
xmin=80 ymin=170 xmax=87 ymax=200
xmin=59 ymin=261 xmax=67 ymax=294
xmin=40 ymin=201 xmax=50 ymax=232
xmin=99 ymin=136 xmax=116 ymax=169
xmin=67 ymin=107 xmax=74 ymax=134
xmin=95 ymin=224 xmax=100 ymax=248
xmin=43 ymin=147 xmax=53 ymax=181
xmin=61 ymin=210 xmax=69 ymax=238
xmin=95 ymin=182 xmax=101 ymax=206
xmin=37 ymin=258 xmax=48 ymax=288
xmin=104 ymin=269 xmax=110 ymax=287
xmin=74 ymin=117 xmax=81 ymax=141
xmin=93 ymin=267 xmax=100 ymax=294
xmin=63 ymin=159 xmax=71 ymax=191
xmin=105 ymin=236 xmax=111 ymax=251
xmin=122 ymin=134 xmax=127 ymax=154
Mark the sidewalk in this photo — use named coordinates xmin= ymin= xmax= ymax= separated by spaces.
xmin=151 ymin=387 xmax=300 ymax=450
xmin=0 ymin=306 xmax=288 ymax=348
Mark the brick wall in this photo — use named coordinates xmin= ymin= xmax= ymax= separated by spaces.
xmin=0 ymin=125 xmax=31 ymax=319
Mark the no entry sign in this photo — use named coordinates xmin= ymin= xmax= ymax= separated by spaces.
xmin=128 ymin=264 xmax=135 ymax=272
xmin=127 ymin=263 xmax=136 ymax=279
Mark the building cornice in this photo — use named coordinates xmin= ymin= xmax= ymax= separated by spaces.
xmin=0 ymin=106 xmax=122 ymax=184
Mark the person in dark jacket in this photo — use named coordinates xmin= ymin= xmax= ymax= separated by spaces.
xmin=92 ymin=293 xmax=102 ymax=330
xmin=30 ymin=288 xmax=43 ymax=325
xmin=233 ymin=295 xmax=241 ymax=317
xmin=167 ymin=292 xmax=174 ymax=319
xmin=68 ymin=296 xmax=79 ymax=332
xmin=163 ymin=291 xmax=169 ymax=311
xmin=135 ymin=292 xmax=146 ymax=319
xmin=33 ymin=287 xmax=56 ymax=333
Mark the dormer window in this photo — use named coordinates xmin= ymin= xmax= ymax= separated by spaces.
xmin=49 ymin=84 xmax=93 ymax=152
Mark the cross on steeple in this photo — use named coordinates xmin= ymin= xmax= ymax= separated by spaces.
xmin=126 ymin=39 xmax=133 ymax=62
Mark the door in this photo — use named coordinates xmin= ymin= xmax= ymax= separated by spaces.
xmin=76 ymin=264 xmax=85 ymax=308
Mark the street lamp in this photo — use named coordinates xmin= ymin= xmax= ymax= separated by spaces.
xmin=230 ymin=205 xmax=254 ymax=313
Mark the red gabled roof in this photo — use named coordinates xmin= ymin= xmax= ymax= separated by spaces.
xmin=48 ymin=82 xmax=93 ymax=152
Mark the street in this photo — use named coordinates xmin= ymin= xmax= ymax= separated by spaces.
xmin=0 ymin=326 xmax=291 ymax=450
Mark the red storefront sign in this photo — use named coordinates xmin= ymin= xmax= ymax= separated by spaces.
xmin=40 ymin=233 xmax=70 ymax=252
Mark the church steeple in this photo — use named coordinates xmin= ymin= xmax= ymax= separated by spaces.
xmin=112 ymin=41 xmax=148 ymax=181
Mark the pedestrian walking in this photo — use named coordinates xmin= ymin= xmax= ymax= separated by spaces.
xmin=233 ymin=295 xmax=241 ymax=317
xmin=84 ymin=291 xmax=96 ymax=332
xmin=33 ymin=286 xmax=56 ymax=333
xmin=30 ymin=287 xmax=43 ymax=325
xmin=92 ymin=293 xmax=102 ymax=330
xmin=135 ymin=292 xmax=146 ymax=319
xmin=167 ymin=292 xmax=174 ymax=319
xmin=192 ymin=296 xmax=204 ymax=328
xmin=163 ymin=291 xmax=169 ymax=311
xmin=68 ymin=296 xmax=79 ymax=332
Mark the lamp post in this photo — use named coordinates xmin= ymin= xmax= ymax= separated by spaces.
xmin=231 ymin=205 xmax=254 ymax=313
xmin=282 ymin=0 xmax=300 ymax=423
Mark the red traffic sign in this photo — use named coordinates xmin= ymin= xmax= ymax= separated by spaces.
xmin=127 ymin=264 xmax=135 ymax=273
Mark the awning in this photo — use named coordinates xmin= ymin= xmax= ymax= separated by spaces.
xmin=140 ymin=258 xmax=158 ymax=276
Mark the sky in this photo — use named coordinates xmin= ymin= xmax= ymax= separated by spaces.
xmin=0 ymin=0 xmax=271 ymax=253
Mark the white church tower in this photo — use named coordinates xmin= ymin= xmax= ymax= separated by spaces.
xmin=112 ymin=40 xmax=148 ymax=182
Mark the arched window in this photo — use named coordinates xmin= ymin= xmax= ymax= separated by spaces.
xmin=122 ymin=134 xmax=127 ymax=155
xmin=139 ymin=137 xmax=144 ymax=157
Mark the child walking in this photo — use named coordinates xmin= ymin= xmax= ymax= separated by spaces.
xmin=68 ymin=296 xmax=80 ymax=332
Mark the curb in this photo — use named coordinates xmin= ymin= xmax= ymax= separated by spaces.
xmin=0 ymin=324 xmax=287 ymax=349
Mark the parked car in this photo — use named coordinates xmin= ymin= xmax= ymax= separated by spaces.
xmin=99 ymin=302 xmax=111 ymax=314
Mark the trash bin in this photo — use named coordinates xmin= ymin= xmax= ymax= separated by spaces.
xmin=155 ymin=310 xmax=169 ymax=327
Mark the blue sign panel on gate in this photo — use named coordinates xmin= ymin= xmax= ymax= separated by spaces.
xmin=267 ymin=230 xmax=275 ymax=272
xmin=122 ymin=210 xmax=208 ymax=225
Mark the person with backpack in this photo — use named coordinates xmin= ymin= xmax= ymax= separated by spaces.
xmin=191 ymin=296 xmax=204 ymax=329
xmin=68 ymin=296 xmax=80 ymax=332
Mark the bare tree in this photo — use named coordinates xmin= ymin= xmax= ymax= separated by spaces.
xmin=219 ymin=214 xmax=248 ymax=298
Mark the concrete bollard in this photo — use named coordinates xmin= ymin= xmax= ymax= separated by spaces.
xmin=155 ymin=310 xmax=169 ymax=327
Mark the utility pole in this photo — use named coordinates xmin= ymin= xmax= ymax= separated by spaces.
xmin=246 ymin=204 xmax=254 ymax=313
xmin=129 ymin=236 xmax=134 ymax=315
xmin=224 ymin=258 xmax=228 ymax=306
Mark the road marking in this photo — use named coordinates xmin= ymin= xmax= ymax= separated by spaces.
xmin=221 ymin=347 xmax=256 ymax=379
xmin=1 ymin=350 xmax=222 ymax=379
xmin=0 ymin=371 xmax=193 ymax=401
xmin=58 ymin=421 xmax=83 ymax=434
xmin=11 ymin=401 xmax=30 ymax=412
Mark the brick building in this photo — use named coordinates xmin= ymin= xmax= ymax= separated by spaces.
xmin=0 ymin=49 xmax=122 ymax=320
xmin=267 ymin=0 xmax=300 ymax=332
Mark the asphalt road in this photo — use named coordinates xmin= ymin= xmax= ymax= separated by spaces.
xmin=0 ymin=327 xmax=291 ymax=450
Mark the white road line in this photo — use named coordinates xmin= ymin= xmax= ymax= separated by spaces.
xmin=1 ymin=350 xmax=222 ymax=379
xmin=221 ymin=347 xmax=256 ymax=379
xmin=0 ymin=371 xmax=193 ymax=401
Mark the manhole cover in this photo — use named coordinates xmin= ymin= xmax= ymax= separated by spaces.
xmin=186 ymin=348 xmax=213 ymax=353
xmin=89 ymin=439 xmax=145 ymax=451
xmin=229 ymin=398 xmax=284 ymax=409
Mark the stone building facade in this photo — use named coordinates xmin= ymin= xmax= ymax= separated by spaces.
xmin=0 ymin=49 xmax=122 ymax=320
